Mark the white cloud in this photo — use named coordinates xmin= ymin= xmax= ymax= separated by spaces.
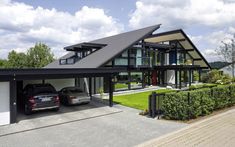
xmin=129 ymin=0 xmax=235 ymax=29
xmin=188 ymin=30 xmax=235 ymax=61
xmin=129 ymin=0 xmax=235 ymax=62
xmin=0 ymin=0 xmax=124 ymax=59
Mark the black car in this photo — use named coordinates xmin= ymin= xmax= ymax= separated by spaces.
xmin=23 ymin=83 xmax=60 ymax=114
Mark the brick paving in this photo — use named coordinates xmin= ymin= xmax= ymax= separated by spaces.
xmin=138 ymin=109 xmax=235 ymax=147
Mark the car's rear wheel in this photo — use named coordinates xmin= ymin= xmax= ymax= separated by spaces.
xmin=52 ymin=107 xmax=59 ymax=111
xmin=24 ymin=104 xmax=32 ymax=115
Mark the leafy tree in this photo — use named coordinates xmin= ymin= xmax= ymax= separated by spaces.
xmin=0 ymin=59 xmax=7 ymax=68
xmin=216 ymin=34 xmax=235 ymax=77
xmin=26 ymin=43 xmax=55 ymax=68
xmin=6 ymin=50 xmax=27 ymax=68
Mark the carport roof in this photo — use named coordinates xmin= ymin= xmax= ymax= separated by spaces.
xmin=45 ymin=24 xmax=161 ymax=69
xmin=0 ymin=68 xmax=126 ymax=81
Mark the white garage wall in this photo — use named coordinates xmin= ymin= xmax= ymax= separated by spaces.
xmin=23 ymin=80 xmax=43 ymax=88
xmin=45 ymin=79 xmax=75 ymax=91
xmin=0 ymin=82 xmax=10 ymax=126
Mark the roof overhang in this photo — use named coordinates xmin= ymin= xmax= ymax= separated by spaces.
xmin=64 ymin=42 xmax=107 ymax=51
xmin=145 ymin=29 xmax=211 ymax=69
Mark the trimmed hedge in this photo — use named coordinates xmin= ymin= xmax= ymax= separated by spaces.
xmin=189 ymin=83 xmax=217 ymax=90
xmin=161 ymin=84 xmax=235 ymax=120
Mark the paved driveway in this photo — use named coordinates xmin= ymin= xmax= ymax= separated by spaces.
xmin=0 ymin=102 xmax=186 ymax=147
xmin=138 ymin=108 xmax=235 ymax=147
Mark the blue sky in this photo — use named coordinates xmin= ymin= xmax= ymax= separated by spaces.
xmin=1 ymin=0 xmax=235 ymax=61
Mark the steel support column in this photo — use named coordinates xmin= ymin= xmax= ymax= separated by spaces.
xmin=189 ymin=70 xmax=192 ymax=86
xmin=142 ymin=71 xmax=145 ymax=88
xmin=93 ymin=77 xmax=96 ymax=94
xmin=128 ymin=71 xmax=131 ymax=90
xmin=179 ymin=69 xmax=182 ymax=89
xmin=175 ymin=70 xmax=178 ymax=88
xmin=198 ymin=69 xmax=202 ymax=82
xmin=109 ymin=76 xmax=113 ymax=107
xmin=89 ymin=77 xmax=92 ymax=99
xmin=10 ymin=78 xmax=17 ymax=124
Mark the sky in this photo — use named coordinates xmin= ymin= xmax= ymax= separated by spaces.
xmin=1 ymin=0 xmax=235 ymax=62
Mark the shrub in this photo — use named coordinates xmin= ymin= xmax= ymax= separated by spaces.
xmin=221 ymin=74 xmax=232 ymax=84
xmin=202 ymin=69 xmax=232 ymax=84
xmin=162 ymin=92 xmax=188 ymax=120
xmin=230 ymin=84 xmax=235 ymax=105
xmin=207 ymin=70 xmax=222 ymax=83
xmin=162 ymin=84 xmax=235 ymax=120
xmin=212 ymin=86 xmax=230 ymax=109
xmin=189 ymin=83 xmax=217 ymax=90
xmin=189 ymin=89 xmax=214 ymax=117
xmin=193 ymin=71 xmax=199 ymax=81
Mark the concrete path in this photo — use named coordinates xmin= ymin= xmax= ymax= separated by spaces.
xmin=0 ymin=104 xmax=186 ymax=147
xmin=138 ymin=108 xmax=235 ymax=147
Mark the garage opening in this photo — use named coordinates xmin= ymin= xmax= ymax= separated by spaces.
xmin=2 ymin=68 xmax=122 ymax=124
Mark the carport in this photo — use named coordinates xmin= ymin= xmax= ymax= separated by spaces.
xmin=0 ymin=68 xmax=124 ymax=125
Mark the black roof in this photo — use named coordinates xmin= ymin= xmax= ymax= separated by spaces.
xmin=45 ymin=24 xmax=161 ymax=68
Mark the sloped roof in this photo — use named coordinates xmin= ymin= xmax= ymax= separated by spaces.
xmin=145 ymin=29 xmax=211 ymax=69
xmin=45 ymin=24 xmax=161 ymax=68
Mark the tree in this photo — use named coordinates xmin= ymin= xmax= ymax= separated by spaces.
xmin=0 ymin=59 xmax=7 ymax=68
xmin=216 ymin=34 xmax=235 ymax=77
xmin=26 ymin=43 xmax=55 ymax=68
xmin=6 ymin=50 xmax=27 ymax=68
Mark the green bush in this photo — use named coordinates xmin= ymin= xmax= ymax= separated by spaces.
xmin=189 ymin=83 xmax=217 ymax=90
xmin=202 ymin=69 xmax=232 ymax=84
xmin=162 ymin=84 xmax=235 ymax=120
xmin=212 ymin=85 xmax=235 ymax=108
xmin=189 ymin=89 xmax=214 ymax=117
xmin=162 ymin=92 xmax=188 ymax=120
xmin=193 ymin=71 xmax=199 ymax=81
xmin=230 ymin=84 xmax=235 ymax=105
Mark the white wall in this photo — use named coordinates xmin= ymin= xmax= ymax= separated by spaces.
xmin=45 ymin=79 xmax=75 ymax=91
xmin=23 ymin=80 xmax=42 ymax=88
xmin=23 ymin=79 xmax=75 ymax=91
xmin=221 ymin=65 xmax=234 ymax=77
xmin=166 ymin=70 xmax=175 ymax=84
xmin=0 ymin=82 xmax=10 ymax=126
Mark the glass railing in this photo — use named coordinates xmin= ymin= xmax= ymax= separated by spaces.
xmin=59 ymin=56 xmax=80 ymax=65
xmin=136 ymin=57 xmax=152 ymax=68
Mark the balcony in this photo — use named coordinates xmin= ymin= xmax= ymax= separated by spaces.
xmin=59 ymin=56 xmax=80 ymax=65
xmin=136 ymin=57 xmax=152 ymax=68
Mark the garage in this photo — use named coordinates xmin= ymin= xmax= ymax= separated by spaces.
xmin=0 ymin=68 xmax=123 ymax=126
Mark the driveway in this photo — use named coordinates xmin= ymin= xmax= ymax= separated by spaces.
xmin=138 ymin=108 xmax=235 ymax=147
xmin=0 ymin=102 xmax=186 ymax=147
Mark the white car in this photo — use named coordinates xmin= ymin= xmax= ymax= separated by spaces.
xmin=59 ymin=87 xmax=90 ymax=105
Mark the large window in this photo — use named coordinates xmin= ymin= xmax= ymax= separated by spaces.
xmin=114 ymin=72 xmax=129 ymax=91
xmin=130 ymin=72 xmax=142 ymax=89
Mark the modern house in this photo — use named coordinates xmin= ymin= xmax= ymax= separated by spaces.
xmin=46 ymin=24 xmax=210 ymax=92
xmin=0 ymin=24 xmax=210 ymax=126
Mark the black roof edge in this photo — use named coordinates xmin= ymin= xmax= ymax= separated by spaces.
xmin=179 ymin=30 xmax=211 ymax=69
xmin=64 ymin=42 xmax=107 ymax=50
xmin=147 ymin=29 xmax=183 ymax=38
xmin=0 ymin=67 xmax=127 ymax=76
xmin=99 ymin=24 xmax=161 ymax=67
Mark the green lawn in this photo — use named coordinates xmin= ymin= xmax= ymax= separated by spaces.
xmin=114 ymin=82 xmax=140 ymax=90
xmin=115 ymin=83 xmax=128 ymax=89
xmin=113 ymin=89 xmax=174 ymax=110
